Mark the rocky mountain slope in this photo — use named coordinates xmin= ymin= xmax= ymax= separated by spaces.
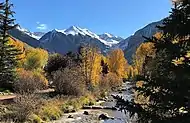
xmin=39 ymin=26 xmax=123 ymax=54
xmin=8 ymin=26 xmax=40 ymax=48
xmin=117 ymin=20 xmax=163 ymax=63
xmin=8 ymin=20 xmax=163 ymax=63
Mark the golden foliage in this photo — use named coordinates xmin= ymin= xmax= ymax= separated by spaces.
xmin=134 ymin=42 xmax=155 ymax=75
xmin=24 ymin=48 xmax=48 ymax=70
xmin=108 ymin=49 xmax=127 ymax=78
xmin=99 ymin=72 xmax=122 ymax=91
xmin=172 ymin=57 xmax=185 ymax=66
xmin=136 ymin=81 xmax=144 ymax=88
xmin=154 ymin=32 xmax=163 ymax=39
xmin=8 ymin=37 xmax=25 ymax=64
xmin=80 ymin=46 xmax=102 ymax=87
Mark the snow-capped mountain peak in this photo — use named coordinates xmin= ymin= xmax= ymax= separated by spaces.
xmin=51 ymin=26 xmax=122 ymax=47
xmin=16 ymin=25 xmax=28 ymax=32
xmin=64 ymin=26 xmax=100 ymax=39
xmin=98 ymin=33 xmax=124 ymax=47
xmin=64 ymin=26 xmax=80 ymax=35
xmin=53 ymin=29 xmax=66 ymax=34
xmin=16 ymin=25 xmax=45 ymax=40
xmin=103 ymin=33 xmax=114 ymax=38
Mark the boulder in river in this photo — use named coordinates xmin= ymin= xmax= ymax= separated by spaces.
xmin=83 ymin=111 xmax=89 ymax=115
xmin=99 ymin=113 xmax=109 ymax=120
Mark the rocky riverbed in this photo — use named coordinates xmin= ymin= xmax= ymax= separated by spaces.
xmin=50 ymin=82 xmax=134 ymax=123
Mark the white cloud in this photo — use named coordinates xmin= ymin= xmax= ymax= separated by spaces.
xmin=36 ymin=21 xmax=40 ymax=24
xmin=36 ymin=23 xmax=48 ymax=30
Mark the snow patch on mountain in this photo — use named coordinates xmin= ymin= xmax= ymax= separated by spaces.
xmin=16 ymin=25 xmax=122 ymax=47
xmin=53 ymin=26 xmax=122 ymax=47
xmin=16 ymin=26 xmax=44 ymax=40
xmin=99 ymin=33 xmax=124 ymax=47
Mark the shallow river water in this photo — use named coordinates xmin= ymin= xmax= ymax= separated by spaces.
xmin=51 ymin=82 xmax=134 ymax=123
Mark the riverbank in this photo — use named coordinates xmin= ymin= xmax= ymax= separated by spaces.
xmin=50 ymin=82 xmax=133 ymax=123
xmin=0 ymin=82 xmax=133 ymax=123
xmin=49 ymin=109 xmax=127 ymax=123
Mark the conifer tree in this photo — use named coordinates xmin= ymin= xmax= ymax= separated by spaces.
xmin=101 ymin=59 xmax=109 ymax=76
xmin=0 ymin=0 xmax=20 ymax=89
xmin=115 ymin=0 xmax=190 ymax=122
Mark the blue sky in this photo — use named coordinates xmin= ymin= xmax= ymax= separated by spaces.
xmin=11 ymin=0 xmax=172 ymax=38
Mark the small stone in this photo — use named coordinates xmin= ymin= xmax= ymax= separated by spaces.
xmin=68 ymin=115 xmax=73 ymax=118
xmin=83 ymin=111 xmax=89 ymax=115
xmin=99 ymin=114 xmax=109 ymax=120
xmin=71 ymin=109 xmax=76 ymax=113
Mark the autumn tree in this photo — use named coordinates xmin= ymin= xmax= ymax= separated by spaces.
xmin=133 ymin=42 xmax=155 ymax=75
xmin=24 ymin=48 xmax=48 ymax=71
xmin=108 ymin=49 xmax=127 ymax=79
xmin=79 ymin=44 xmax=102 ymax=89
xmin=0 ymin=0 xmax=20 ymax=89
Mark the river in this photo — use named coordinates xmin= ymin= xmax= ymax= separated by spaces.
xmin=51 ymin=82 xmax=134 ymax=123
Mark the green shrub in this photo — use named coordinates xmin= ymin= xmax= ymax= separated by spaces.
xmin=79 ymin=96 xmax=90 ymax=105
xmin=39 ymin=100 xmax=62 ymax=121
xmin=61 ymin=95 xmax=96 ymax=113
xmin=67 ymin=99 xmax=82 ymax=110
xmin=30 ymin=114 xmax=43 ymax=123
xmin=79 ymin=95 xmax=96 ymax=106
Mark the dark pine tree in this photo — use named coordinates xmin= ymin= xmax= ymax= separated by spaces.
xmin=114 ymin=0 xmax=190 ymax=123
xmin=101 ymin=59 xmax=109 ymax=76
xmin=0 ymin=0 xmax=20 ymax=89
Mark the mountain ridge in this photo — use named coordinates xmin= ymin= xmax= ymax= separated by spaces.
xmin=8 ymin=20 xmax=163 ymax=63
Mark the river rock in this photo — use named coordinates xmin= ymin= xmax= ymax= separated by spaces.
xmin=99 ymin=113 xmax=109 ymax=120
xmin=68 ymin=115 xmax=73 ymax=118
xmin=71 ymin=109 xmax=76 ymax=113
xmin=83 ymin=111 xmax=89 ymax=115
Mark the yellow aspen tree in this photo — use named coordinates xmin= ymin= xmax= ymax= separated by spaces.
xmin=90 ymin=53 xmax=102 ymax=86
xmin=133 ymin=42 xmax=155 ymax=75
xmin=24 ymin=48 xmax=48 ymax=71
xmin=80 ymin=45 xmax=102 ymax=88
xmin=108 ymin=49 xmax=127 ymax=78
